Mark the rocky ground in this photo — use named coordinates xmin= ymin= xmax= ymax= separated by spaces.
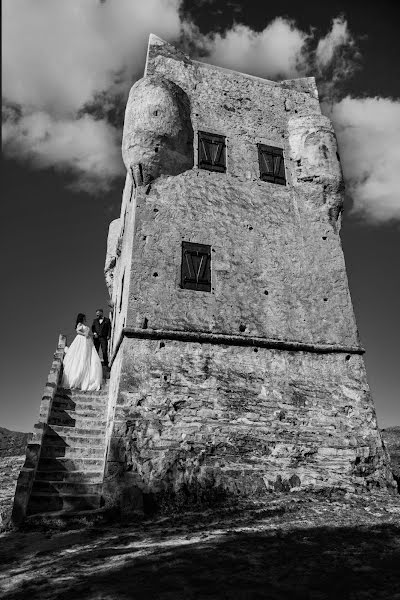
xmin=0 ymin=428 xmax=30 ymax=457
xmin=382 ymin=426 xmax=400 ymax=488
xmin=0 ymin=428 xmax=399 ymax=599
xmin=0 ymin=428 xmax=31 ymax=526
xmin=0 ymin=455 xmax=25 ymax=526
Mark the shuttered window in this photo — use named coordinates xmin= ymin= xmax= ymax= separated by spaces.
xmin=181 ymin=242 xmax=211 ymax=292
xmin=258 ymin=144 xmax=286 ymax=185
xmin=198 ymin=131 xmax=226 ymax=172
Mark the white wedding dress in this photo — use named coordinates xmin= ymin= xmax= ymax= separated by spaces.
xmin=61 ymin=324 xmax=103 ymax=391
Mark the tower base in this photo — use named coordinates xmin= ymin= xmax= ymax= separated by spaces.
xmin=103 ymin=335 xmax=395 ymax=513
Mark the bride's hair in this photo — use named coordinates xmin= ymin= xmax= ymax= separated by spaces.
xmin=76 ymin=313 xmax=86 ymax=327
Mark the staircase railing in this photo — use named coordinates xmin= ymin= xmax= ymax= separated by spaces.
xmin=11 ymin=334 xmax=66 ymax=525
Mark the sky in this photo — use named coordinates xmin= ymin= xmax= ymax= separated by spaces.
xmin=1 ymin=0 xmax=399 ymax=432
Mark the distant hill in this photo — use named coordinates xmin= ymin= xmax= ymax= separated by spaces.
xmin=0 ymin=427 xmax=31 ymax=458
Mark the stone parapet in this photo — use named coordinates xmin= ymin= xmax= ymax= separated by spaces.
xmin=11 ymin=334 xmax=66 ymax=525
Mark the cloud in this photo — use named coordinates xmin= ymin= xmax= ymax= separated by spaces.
xmin=315 ymin=16 xmax=354 ymax=69
xmin=314 ymin=16 xmax=360 ymax=100
xmin=326 ymin=97 xmax=400 ymax=223
xmin=2 ymin=0 xmax=182 ymax=190
xmin=2 ymin=0 xmax=182 ymax=114
xmin=191 ymin=15 xmax=359 ymax=90
xmin=201 ymin=18 xmax=310 ymax=80
xmin=2 ymin=109 xmax=123 ymax=192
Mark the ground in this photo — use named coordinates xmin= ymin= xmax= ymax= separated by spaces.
xmin=0 ymin=493 xmax=399 ymax=599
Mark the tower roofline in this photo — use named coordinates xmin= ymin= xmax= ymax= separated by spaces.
xmin=145 ymin=33 xmax=318 ymax=97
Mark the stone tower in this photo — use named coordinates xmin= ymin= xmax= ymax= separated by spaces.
xmin=12 ymin=35 xmax=394 ymax=523
xmin=101 ymin=34 xmax=393 ymax=509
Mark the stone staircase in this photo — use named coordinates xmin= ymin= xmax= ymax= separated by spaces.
xmin=26 ymin=384 xmax=109 ymax=518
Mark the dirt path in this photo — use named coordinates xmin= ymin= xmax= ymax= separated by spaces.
xmin=1 ymin=494 xmax=400 ymax=599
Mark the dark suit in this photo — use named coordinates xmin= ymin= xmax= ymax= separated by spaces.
xmin=92 ymin=317 xmax=111 ymax=367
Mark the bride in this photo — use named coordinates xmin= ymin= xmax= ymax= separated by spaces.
xmin=61 ymin=313 xmax=103 ymax=391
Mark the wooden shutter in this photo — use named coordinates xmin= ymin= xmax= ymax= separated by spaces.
xmin=181 ymin=242 xmax=211 ymax=292
xmin=258 ymin=144 xmax=286 ymax=185
xmin=198 ymin=132 xmax=226 ymax=172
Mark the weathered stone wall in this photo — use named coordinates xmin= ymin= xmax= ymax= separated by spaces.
xmin=104 ymin=217 xmax=121 ymax=298
xmin=126 ymin=173 xmax=358 ymax=347
xmin=145 ymin=36 xmax=321 ymax=182
xmin=105 ymin=338 xmax=392 ymax=503
xmin=107 ymin=170 xmax=137 ymax=354
xmin=288 ymin=114 xmax=345 ymax=226
xmin=12 ymin=335 xmax=66 ymax=524
xmin=122 ymin=76 xmax=194 ymax=185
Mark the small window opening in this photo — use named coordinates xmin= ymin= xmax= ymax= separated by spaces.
xmin=258 ymin=144 xmax=286 ymax=185
xmin=198 ymin=131 xmax=226 ymax=173
xmin=121 ymin=208 xmax=127 ymax=237
xmin=181 ymin=241 xmax=211 ymax=292
xmin=119 ymin=273 xmax=125 ymax=312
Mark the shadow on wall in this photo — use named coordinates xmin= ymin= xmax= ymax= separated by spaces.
xmin=1 ymin=509 xmax=399 ymax=599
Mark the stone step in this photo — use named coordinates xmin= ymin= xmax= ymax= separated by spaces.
xmin=46 ymin=424 xmax=106 ymax=437
xmin=25 ymin=507 xmax=106 ymax=521
xmin=43 ymin=432 xmax=105 ymax=447
xmin=57 ymin=387 xmax=109 ymax=399
xmin=53 ymin=396 xmax=108 ymax=410
xmin=35 ymin=470 xmax=103 ymax=483
xmin=49 ymin=410 xmax=105 ymax=427
xmin=27 ymin=492 xmax=102 ymax=515
xmin=40 ymin=445 xmax=105 ymax=459
xmin=49 ymin=406 xmax=106 ymax=419
xmin=32 ymin=480 xmax=103 ymax=495
xmin=47 ymin=415 xmax=107 ymax=428
xmin=37 ymin=457 xmax=105 ymax=471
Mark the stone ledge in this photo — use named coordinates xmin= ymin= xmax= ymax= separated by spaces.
xmin=110 ymin=326 xmax=365 ymax=366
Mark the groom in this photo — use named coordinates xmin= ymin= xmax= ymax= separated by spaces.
xmin=92 ymin=309 xmax=111 ymax=368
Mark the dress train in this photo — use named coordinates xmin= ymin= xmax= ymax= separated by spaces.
xmin=61 ymin=324 xmax=103 ymax=391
